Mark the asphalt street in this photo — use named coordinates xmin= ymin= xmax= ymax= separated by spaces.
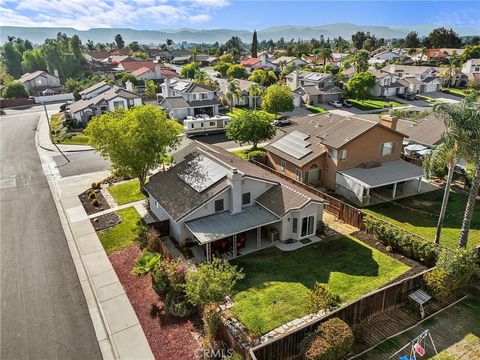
xmin=53 ymin=151 xmax=111 ymax=178
xmin=0 ymin=109 xmax=101 ymax=359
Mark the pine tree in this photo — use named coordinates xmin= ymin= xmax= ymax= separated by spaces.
xmin=251 ymin=30 xmax=258 ymax=58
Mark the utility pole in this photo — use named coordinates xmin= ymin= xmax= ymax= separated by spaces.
xmin=43 ymin=102 xmax=70 ymax=163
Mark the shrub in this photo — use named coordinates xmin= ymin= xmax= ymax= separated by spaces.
xmin=202 ymin=303 xmax=222 ymax=341
xmin=299 ymin=318 xmax=354 ymax=360
xmin=425 ymin=248 xmax=479 ymax=298
xmin=245 ymin=150 xmax=267 ymax=161
xmin=91 ymin=199 xmax=99 ymax=207
xmin=164 ymin=292 xmax=194 ymax=317
xmin=307 ymin=283 xmax=342 ymax=313
xmin=363 ymin=216 xmax=439 ymax=266
xmin=89 ymin=192 xmax=97 ymax=200
xmin=386 ymin=245 xmax=392 ymax=252
xmin=131 ymin=251 xmax=160 ymax=276
xmin=91 ymin=182 xmax=100 ymax=189
xmin=136 ymin=226 xmax=159 ymax=252
xmin=185 ymin=258 xmax=244 ymax=306
xmin=152 ymin=266 xmax=169 ymax=296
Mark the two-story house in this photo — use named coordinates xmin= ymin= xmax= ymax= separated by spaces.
xmin=217 ymin=78 xmax=263 ymax=108
xmin=159 ymin=78 xmax=220 ymax=120
xmin=145 ymin=141 xmax=324 ymax=262
xmin=240 ymin=53 xmax=278 ymax=73
xmin=368 ymin=50 xmax=403 ymax=65
xmin=272 ymin=56 xmax=308 ymax=70
xmin=66 ymin=81 xmax=142 ymax=123
xmin=264 ymin=113 xmax=425 ymax=205
xmin=18 ymin=70 xmax=61 ymax=96
xmin=461 ymin=59 xmax=480 ymax=87
xmin=286 ymin=70 xmax=344 ymax=105
xmin=382 ymin=65 xmax=442 ymax=93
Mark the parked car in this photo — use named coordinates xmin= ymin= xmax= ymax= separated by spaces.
xmin=329 ymin=100 xmax=343 ymax=108
xmin=398 ymin=93 xmax=417 ymax=100
xmin=342 ymin=100 xmax=352 ymax=108
xmin=273 ymin=116 xmax=291 ymax=126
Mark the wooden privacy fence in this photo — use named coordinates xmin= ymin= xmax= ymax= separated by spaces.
xmin=249 ymin=268 xmax=433 ymax=360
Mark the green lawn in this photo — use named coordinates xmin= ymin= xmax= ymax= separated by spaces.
xmin=107 ymin=180 xmax=146 ymax=205
xmin=98 ymin=207 xmax=144 ymax=254
xmin=306 ymin=105 xmax=327 ymax=114
xmin=348 ymin=98 xmax=403 ymax=111
xmin=230 ymin=146 xmax=265 ymax=159
xmin=60 ymin=133 xmax=90 ymax=145
xmin=227 ymin=108 xmax=276 ymax=120
xmin=417 ymin=95 xmax=440 ymax=104
xmin=231 ymin=235 xmax=409 ymax=335
xmin=363 ymin=190 xmax=480 ymax=249
xmin=358 ymin=295 xmax=480 ymax=360
xmin=50 ymin=113 xmax=90 ymax=145
xmin=445 ymin=88 xmax=467 ymax=98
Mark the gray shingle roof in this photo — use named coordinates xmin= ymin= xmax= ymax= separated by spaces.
xmin=161 ymin=96 xmax=190 ymax=109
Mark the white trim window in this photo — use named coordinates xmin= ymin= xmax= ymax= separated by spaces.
xmin=338 ymin=149 xmax=347 ymax=161
xmin=327 ymin=148 xmax=338 ymax=160
xmin=295 ymin=168 xmax=302 ymax=182
xmin=281 ymin=160 xmax=286 ymax=172
xmin=379 ymin=141 xmax=396 ymax=156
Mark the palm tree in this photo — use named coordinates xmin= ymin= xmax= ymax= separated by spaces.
xmin=432 ymin=101 xmax=479 ymax=245
xmin=248 ymin=83 xmax=263 ymax=110
xmin=191 ymin=46 xmax=199 ymax=63
xmin=440 ymin=55 xmax=461 ymax=88
xmin=318 ymin=47 xmax=333 ymax=72
xmin=222 ymin=79 xmax=242 ymax=113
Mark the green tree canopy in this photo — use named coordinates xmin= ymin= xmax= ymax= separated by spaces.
xmin=226 ymin=109 xmax=276 ymax=148
xmin=353 ymin=50 xmax=369 ymax=72
xmin=346 ymin=72 xmax=376 ymax=102
xmin=423 ymin=27 xmax=461 ymax=48
xmin=461 ymin=45 xmax=480 ymax=62
xmin=213 ymin=61 xmax=232 ymax=77
xmin=85 ymin=105 xmax=182 ymax=188
xmin=251 ymin=30 xmax=258 ymax=58
xmin=2 ymin=81 xmax=29 ymax=98
xmin=180 ymin=61 xmax=201 ymax=79
xmin=132 ymin=51 xmax=149 ymax=60
xmin=114 ymin=34 xmax=125 ymax=49
xmin=226 ymin=64 xmax=247 ymax=79
xmin=404 ymin=31 xmax=421 ymax=48
xmin=21 ymin=48 xmax=48 ymax=73
xmin=248 ymin=68 xmax=277 ymax=86
xmin=261 ymin=84 xmax=294 ymax=115
xmin=1 ymin=42 xmax=23 ymax=78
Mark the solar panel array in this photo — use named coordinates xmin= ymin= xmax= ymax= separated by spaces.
xmin=178 ymin=155 xmax=229 ymax=192
xmin=271 ymin=130 xmax=312 ymax=159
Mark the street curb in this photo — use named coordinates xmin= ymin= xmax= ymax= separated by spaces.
xmin=39 ymin=144 xmax=95 ymax=153
xmin=35 ymin=112 xmax=154 ymax=360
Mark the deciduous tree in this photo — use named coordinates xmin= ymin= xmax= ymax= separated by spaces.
xmin=2 ymin=81 xmax=29 ymax=98
xmin=346 ymin=72 xmax=375 ymax=102
xmin=226 ymin=110 xmax=276 ymax=148
xmin=261 ymin=84 xmax=294 ymax=116
xmin=85 ymin=105 xmax=182 ymax=189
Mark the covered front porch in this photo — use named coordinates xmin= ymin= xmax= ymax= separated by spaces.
xmin=185 ymin=205 xmax=281 ymax=263
xmin=336 ymin=159 xmax=430 ymax=206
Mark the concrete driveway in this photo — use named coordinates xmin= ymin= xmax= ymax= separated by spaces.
xmin=426 ymin=91 xmax=461 ymax=103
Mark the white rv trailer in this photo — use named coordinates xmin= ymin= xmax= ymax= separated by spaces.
xmin=184 ymin=114 xmax=232 ymax=137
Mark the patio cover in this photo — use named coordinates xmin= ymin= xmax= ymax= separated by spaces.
xmin=337 ymin=159 xmax=424 ymax=189
xmin=185 ymin=205 xmax=279 ymax=244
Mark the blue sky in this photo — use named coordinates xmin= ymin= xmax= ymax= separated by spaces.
xmin=0 ymin=1 xmax=479 ymax=31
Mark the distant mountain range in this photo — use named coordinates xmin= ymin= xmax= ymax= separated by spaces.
xmin=1 ymin=23 xmax=478 ymax=46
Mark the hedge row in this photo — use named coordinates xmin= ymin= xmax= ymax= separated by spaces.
xmin=363 ymin=216 xmax=439 ymax=266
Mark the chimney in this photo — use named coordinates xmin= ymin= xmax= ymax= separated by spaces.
xmin=380 ymin=114 xmax=398 ymax=130
xmin=292 ymin=70 xmax=299 ymax=88
xmin=53 ymin=69 xmax=59 ymax=78
xmin=125 ymin=80 xmax=133 ymax=92
xmin=227 ymin=168 xmax=243 ymax=215
xmin=260 ymin=53 xmax=267 ymax=67
xmin=155 ymin=64 xmax=162 ymax=79
xmin=162 ymin=77 xmax=171 ymax=97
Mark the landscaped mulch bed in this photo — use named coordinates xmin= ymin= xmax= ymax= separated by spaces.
xmin=351 ymin=230 xmax=427 ymax=283
xmin=78 ymin=189 xmax=110 ymax=215
xmin=109 ymin=245 xmax=202 ymax=360
xmin=90 ymin=212 xmax=120 ymax=231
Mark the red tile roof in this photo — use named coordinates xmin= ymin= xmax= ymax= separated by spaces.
xmin=119 ymin=61 xmax=157 ymax=72
xmin=240 ymin=58 xmax=261 ymax=67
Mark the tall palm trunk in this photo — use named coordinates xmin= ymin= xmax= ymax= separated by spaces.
xmin=458 ymin=160 xmax=480 ymax=248
xmin=434 ymin=156 xmax=457 ymax=244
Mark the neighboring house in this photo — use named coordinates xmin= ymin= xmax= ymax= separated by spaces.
xmin=381 ymin=65 xmax=442 ymax=93
xmin=67 ymin=83 xmax=142 ymax=123
xmin=85 ymin=51 xmax=111 ymax=62
xmin=272 ymin=56 xmax=308 ymax=69
xmin=461 ymin=59 xmax=480 ymax=87
xmin=116 ymin=60 xmax=158 ymax=73
xmin=172 ymin=55 xmax=192 ymax=65
xmin=131 ymin=65 xmax=178 ymax=81
xmin=240 ymin=53 xmax=278 ymax=72
xmin=218 ymin=78 xmax=263 ymax=108
xmin=144 ymin=141 xmax=325 ymax=262
xmin=195 ymin=54 xmax=218 ymax=66
xmin=425 ymin=49 xmax=449 ymax=61
xmin=159 ymin=78 xmax=220 ymax=120
xmin=286 ymin=70 xmax=343 ymax=104
xmin=18 ymin=70 xmax=61 ymax=96
xmin=264 ymin=113 xmax=425 ymax=205
xmin=368 ymin=50 xmax=402 ymax=64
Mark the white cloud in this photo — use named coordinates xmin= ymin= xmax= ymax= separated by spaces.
xmin=1 ymin=0 xmax=228 ymax=29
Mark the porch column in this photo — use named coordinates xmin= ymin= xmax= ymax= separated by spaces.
xmin=233 ymin=234 xmax=238 ymax=258
xmin=417 ymin=177 xmax=422 ymax=192
xmin=392 ymin=182 xmax=398 ymax=199
xmin=257 ymin=227 xmax=261 ymax=248
xmin=206 ymin=242 xmax=211 ymax=263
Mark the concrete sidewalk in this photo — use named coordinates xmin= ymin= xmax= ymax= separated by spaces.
xmin=38 ymin=109 xmax=94 ymax=152
xmin=37 ymin=129 xmax=154 ymax=358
